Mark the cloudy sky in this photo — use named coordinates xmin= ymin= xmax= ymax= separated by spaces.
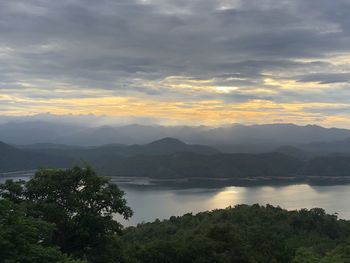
xmin=1 ymin=0 xmax=350 ymax=126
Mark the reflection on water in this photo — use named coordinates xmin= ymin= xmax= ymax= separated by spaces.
xmin=120 ymin=184 xmax=350 ymax=226
xmin=2 ymin=173 xmax=350 ymax=226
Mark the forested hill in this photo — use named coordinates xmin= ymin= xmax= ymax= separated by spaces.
xmin=98 ymin=152 xmax=302 ymax=178
xmin=2 ymin=167 xmax=350 ymax=262
xmin=98 ymin=152 xmax=350 ymax=180
xmin=0 ymin=138 xmax=218 ymax=173
xmin=3 ymin=139 xmax=350 ymax=180
xmin=123 ymin=204 xmax=350 ymax=262
xmin=0 ymin=141 xmax=71 ymax=172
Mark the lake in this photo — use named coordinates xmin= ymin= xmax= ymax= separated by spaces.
xmin=2 ymin=173 xmax=350 ymax=226
xmin=117 ymin=183 xmax=350 ymax=226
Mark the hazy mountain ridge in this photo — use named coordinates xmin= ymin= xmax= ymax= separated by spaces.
xmin=2 ymin=138 xmax=350 ymax=180
xmin=0 ymin=138 xmax=219 ymax=172
xmin=2 ymin=122 xmax=350 ymax=180
xmin=272 ymin=137 xmax=350 ymax=160
xmin=0 ymin=141 xmax=71 ymax=172
xmin=2 ymin=122 xmax=350 ymax=148
xmin=299 ymin=138 xmax=350 ymax=155
xmin=273 ymin=145 xmax=316 ymax=160
xmin=98 ymin=152 xmax=303 ymax=178
xmin=0 ymin=121 xmax=85 ymax=145
xmin=23 ymin=137 xmax=219 ymax=156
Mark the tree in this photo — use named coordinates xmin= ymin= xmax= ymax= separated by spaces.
xmin=320 ymin=245 xmax=350 ymax=263
xmin=292 ymin=248 xmax=320 ymax=263
xmin=0 ymin=166 xmax=133 ymax=263
xmin=0 ymin=199 xmax=84 ymax=263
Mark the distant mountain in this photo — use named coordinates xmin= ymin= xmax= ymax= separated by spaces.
xmin=0 ymin=141 xmax=72 ymax=172
xmin=1 ymin=137 xmax=219 ymax=173
xmin=214 ymin=143 xmax=277 ymax=154
xmin=57 ymin=124 xmax=209 ymax=146
xmin=299 ymin=138 xmax=350 ymax=155
xmin=124 ymin=138 xmax=220 ymax=156
xmin=0 ymin=141 xmax=15 ymax=153
xmin=98 ymin=152 xmax=302 ymax=178
xmin=4 ymin=138 xmax=350 ymax=180
xmin=98 ymin=151 xmax=350 ymax=179
xmin=193 ymin=124 xmax=350 ymax=148
xmin=2 ymin=121 xmax=350 ymax=150
xmin=19 ymin=143 xmax=84 ymax=150
xmin=302 ymin=155 xmax=350 ymax=177
xmin=57 ymin=126 xmax=131 ymax=146
xmin=23 ymin=138 xmax=220 ymax=166
xmin=274 ymin=145 xmax=316 ymax=160
xmin=0 ymin=121 xmax=85 ymax=145
xmin=112 ymin=124 xmax=169 ymax=144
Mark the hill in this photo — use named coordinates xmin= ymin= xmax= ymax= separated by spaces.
xmin=274 ymin=145 xmax=316 ymax=160
xmin=2 ymin=168 xmax=350 ymax=262
xmin=123 ymin=137 xmax=219 ymax=156
xmin=300 ymin=138 xmax=350 ymax=155
xmin=22 ymin=138 xmax=220 ymax=165
xmin=123 ymin=204 xmax=350 ymax=262
xmin=0 ymin=141 xmax=72 ymax=172
xmin=302 ymin=155 xmax=350 ymax=177
xmin=7 ymin=138 xmax=350 ymax=182
xmin=98 ymin=152 xmax=302 ymax=178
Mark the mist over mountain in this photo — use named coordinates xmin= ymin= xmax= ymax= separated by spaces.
xmin=0 ymin=138 xmax=218 ymax=173
xmin=195 ymin=124 xmax=350 ymax=147
xmin=0 ymin=138 xmax=220 ymax=175
xmin=274 ymin=145 xmax=315 ymax=160
xmin=272 ymin=138 xmax=350 ymax=160
xmin=299 ymin=138 xmax=350 ymax=155
xmin=3 ymin=137 xmax=350 ymax=182
xmin=0 ymin=121 xmax=85 ymax=145
xmin=22 ymin=137 xmax=220 ymax=165
xmin=2 ymin=121 xmax=350 ymax=149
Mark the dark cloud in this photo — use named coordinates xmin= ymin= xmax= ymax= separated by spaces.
xmin=0 ymin=0 xmax=350 ymax=120
xmin=297 ymin=73 xmax=350 ymax=84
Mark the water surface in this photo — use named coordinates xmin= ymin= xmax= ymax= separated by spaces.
xmin=2 ymin=173 xmax=350 ymax=226
xmin=119 ymin=183 xmax=350 ymax=225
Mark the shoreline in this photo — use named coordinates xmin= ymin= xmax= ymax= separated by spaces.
xmin=110 ymin=175 xmax=350 ymax=189
xmin=2 ymin=170 xmax=350 ymax=188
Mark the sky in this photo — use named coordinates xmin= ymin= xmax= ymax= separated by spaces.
xmin=1 ymin=0 xmax=350 ymax=127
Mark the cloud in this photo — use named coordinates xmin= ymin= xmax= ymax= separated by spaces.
xmin=297 ymin=73 xmax=350 ymax=84
xmin=0 ymin=0 xmax=350 ymax=125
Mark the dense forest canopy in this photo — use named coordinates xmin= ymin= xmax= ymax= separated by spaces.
xmin=1 ymin=167 xmax=350 ymax=262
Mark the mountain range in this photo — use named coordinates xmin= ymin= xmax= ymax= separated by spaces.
xmin=2 ymin=137 xmax=350 ymax=181
xmin=0 ymin=141 xmax=71 ymax=173
xmin=2 ymin=122 xmax=350 ymax=150
xmin=2 ymin=121 xmax=350 ymax=181
xmin=0 ymin=138 xmax=219 ymax=173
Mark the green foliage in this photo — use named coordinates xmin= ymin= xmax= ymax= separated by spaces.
xmin=0 ymin=167 xmax=132 ymax=263
xmin=0 ymin=179 xmax=26 ymax=203
xmin=2 ymin=166 xmax=350 ymax=262
xmin=292 ymin=248 xmax=320 ymax=263
xmin=0 ymin=199 xmax=84 ymax=263
xmin=320 ymin=245 xmax=350 ymax=262
xmin=122 ymin=204 xmax=350 ymax=263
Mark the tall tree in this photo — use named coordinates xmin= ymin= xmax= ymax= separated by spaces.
xmin=0 ymin=199 xmax=84 ymax=263
xmin=0 ymin=167 xmax=132 ymax=263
